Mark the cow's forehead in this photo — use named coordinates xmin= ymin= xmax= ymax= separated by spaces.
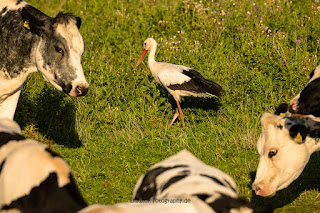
xmin=258 ymin=116 xmax=288 ymax=153
xmin=258 ymin=115 xmax=318 ymax=153
xmin=55 ymin=23 xmax=84 ymax=54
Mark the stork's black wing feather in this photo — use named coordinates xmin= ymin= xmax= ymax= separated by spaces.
xmin=167 ymin=70 xmax=224 ymax=97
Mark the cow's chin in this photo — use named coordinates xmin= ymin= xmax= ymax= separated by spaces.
xmin=256 ymin=172 xmax=303 ymax=197
xmin=41 ymin=73 xmax=64 ymax=91
xmin=41 ymin=74 xmax=76 ymax=96
xmin=276 ymin=170 xmax=304 ymax=191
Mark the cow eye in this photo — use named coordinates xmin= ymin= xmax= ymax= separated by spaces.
xmin=55 ymin=46 xmax=64 ymax=56
xmin=268 ymin=150 xmax=278 ymax=158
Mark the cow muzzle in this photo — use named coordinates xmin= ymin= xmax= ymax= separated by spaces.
xmin=75 ymin=84 xmax=89 ymax=96
xmin=252 ymin=182 xmax=276 ymax=197
xmin=63 ymin=82 xmax=89 ymax=97
xmin=68 ymin=82 xmax=89 ymax=97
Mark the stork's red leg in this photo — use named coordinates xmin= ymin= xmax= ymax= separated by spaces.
xmin=176 ymin=100 xmax=186 ymax=132
xmin=169 ymin=108 xmax=179 ymax=128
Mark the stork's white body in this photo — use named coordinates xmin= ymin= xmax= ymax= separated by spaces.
xmin=135 ymin=38 xmax=224 ymax=131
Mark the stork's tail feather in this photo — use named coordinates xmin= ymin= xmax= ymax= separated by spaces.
xmin=203 ymin=78 xmax=225 ymax=97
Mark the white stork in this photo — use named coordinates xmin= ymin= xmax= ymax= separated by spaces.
xmin=134 ymin=38 xmax=224 ymax=131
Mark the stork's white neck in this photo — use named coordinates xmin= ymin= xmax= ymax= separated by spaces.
xmin=148 ymin=44 xmax=157 ymax=68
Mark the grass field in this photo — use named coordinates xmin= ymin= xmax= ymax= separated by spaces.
xmin=15 ymin=0 xmax=320 ymax=212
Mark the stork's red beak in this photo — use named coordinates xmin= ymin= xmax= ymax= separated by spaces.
xmin=134 ymin=49 xmax=148 ymax=70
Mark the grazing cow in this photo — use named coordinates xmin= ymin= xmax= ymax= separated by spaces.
xmin=252 ymin=112 xmax=320 ymax=197
xmin=0 ymin=119 xmax=88 ymax=213
xmin=289 ymin=65 xmax=320 ymax=116
xmin=79 ymin=149 xmax=272 ymax=213
xmin=0 ymin=0 xmax=89 ymax=120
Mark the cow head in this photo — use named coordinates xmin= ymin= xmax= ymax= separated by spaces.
xmin=21 ymin=6 xmax=89 ymax=97
xmin=252 ymin=113 xmax=320 ymax=197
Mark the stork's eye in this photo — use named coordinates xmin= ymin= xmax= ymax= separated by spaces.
xmin=55 ymin=46 xmax=64 ymax=56
xmin=268 ymin=150 xmax=278 ymax=158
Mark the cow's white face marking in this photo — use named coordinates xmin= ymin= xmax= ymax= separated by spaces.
xmin=35 ymin=16 xmax=88 ymax=97
xmin=252 ymin=113 xmax=316 ymax=197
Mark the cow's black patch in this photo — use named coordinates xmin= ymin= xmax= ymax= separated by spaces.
xmin=55 ymin=12 xmax=78 ymax=26
xmin=0 ymin=7 xmax=7 ymax=16
xmin=0 ymin=7 xmax=38 ymax=78
xmin=208 ymin=193 xmax=254 ymax=213
xmin=194 ymin=193 xmax=210 ymax=201
xmin=289 ymin=124 xmax=308 ymax=142
xmin=291 ymin=78 xmax=320 ymax=116
xmin=161 ymin=175 xmax=188 ymax=192
xmin=309 ymin=68 xmax=316 ymax=79
xmin=0 ymin=132 xmax=25 ymax=147
xmin=275 ymin=103 xmax=288 ymax=115
xmin=60 ymin=81 xmax=73 ymax=94
xmin=180 ymin=169 xmax=191 ymax=175
xmin=134 ymin=165 xmax=188 ymax=200
xmin=1 ymin=172 xmax=87 ymax=213
xmin=200 ymin=174 xmax=225 ymax=187
xmin=45 ymin=148 xmax=60 ymax=157
xmin=16 ymin=0 xmax=24 ymax=5
xmin=167 ymin=69 xmax=224 ymax=97
xmin=0 ymin=159 xmax=6 ymax=174
xmin=277 ymin=124 xmax=283 ymax=130
xmin=309 ymin=128 xmax=320 ymax=139
xmin=223 ymin=178 xmax=237 ymax=193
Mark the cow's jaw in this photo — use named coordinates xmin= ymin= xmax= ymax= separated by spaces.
xmin=252 ymin=155 xmax=308 ymax=197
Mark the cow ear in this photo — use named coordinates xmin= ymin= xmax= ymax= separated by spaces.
xmin=275 ymin=103 xmax=288 ymax=115
xmin=21 ymin=6 xmax=52 ymax=35
xmin=76 ymin=17 xmax=81 ymax=29
xmin=289 ymin=124 xmax=308 ymax=143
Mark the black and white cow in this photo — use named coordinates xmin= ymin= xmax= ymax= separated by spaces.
xmin=288 ymin=65 xmax=320 ymax=116
xmin=252 ymin=112 xmax=320 ymax=197
xmin=0 ymin=119 xmax=88 ymax=212
xmin=79 ymin=150 xmax=273 ymax=213
xmin=0 ymin=0 xmax=89 ymax=120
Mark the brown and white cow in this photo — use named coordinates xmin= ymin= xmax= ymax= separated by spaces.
xmin=0 ymin=118 xmax=88 ymax=212
xmin=252 ymin=112 xmax=320 ymax=197
xmin=0 ymin=0 xmax=89 ymax=120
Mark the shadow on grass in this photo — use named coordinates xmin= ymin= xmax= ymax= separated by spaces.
xmin=157 ymin=84 xmax=223 ymax=112
xmin=180 ymin=96 xmax=223 ymax=111
xmin=249 ymin=152 xmax=320 ymax=210
xmin=15 ymin=86 xmax=82 ymax=148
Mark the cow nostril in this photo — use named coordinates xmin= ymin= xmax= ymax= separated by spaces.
xmin=253 ymin=185 xmax=261 ymax=195
xmin=76 ymin=86 xmax=82 ymax=95
xmin=76 ymin=85 xmax=89 ymax=96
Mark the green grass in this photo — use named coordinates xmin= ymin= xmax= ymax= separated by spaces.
xmin=14 ymin=0 xmax=320 ymax=212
